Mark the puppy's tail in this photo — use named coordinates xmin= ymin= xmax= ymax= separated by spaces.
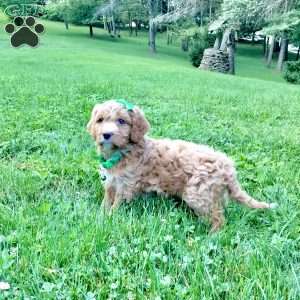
xmin=227 ymin=177 xmax=278 ymax=209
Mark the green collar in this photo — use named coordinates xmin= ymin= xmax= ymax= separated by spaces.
xmin=116 ymin=99 xmax=135 ymax=111
xmin=99 ymin=148 xmax=129 ymax=169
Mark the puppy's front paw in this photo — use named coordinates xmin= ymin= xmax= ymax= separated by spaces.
xmin=100 ymin=199 xmax=112 ymax=214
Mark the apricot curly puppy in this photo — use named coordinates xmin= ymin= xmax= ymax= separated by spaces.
xmin=87 ymin=100 xmax=277 ymax=231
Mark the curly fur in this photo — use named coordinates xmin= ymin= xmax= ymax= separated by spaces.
xmin=87 ymin=100 xmax=277 ymax=231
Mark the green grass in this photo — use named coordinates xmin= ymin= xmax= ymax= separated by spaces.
xmin=235 ymin=43 xmax=283 ymax=82
xmin=0 ymin=20 xmax=300 ymax=299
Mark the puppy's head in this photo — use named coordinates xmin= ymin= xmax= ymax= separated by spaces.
xmin=87 ymin=100 xmax=150 ymax=153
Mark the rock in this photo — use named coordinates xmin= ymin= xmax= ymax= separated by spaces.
xmin=199 ymin=48 xmax=230 ymax=73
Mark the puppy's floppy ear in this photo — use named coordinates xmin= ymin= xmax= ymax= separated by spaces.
xmin=86 ymin=104 xmax=100 ymax=137
xmin=130 ymin=106 xmax=150 ymax=143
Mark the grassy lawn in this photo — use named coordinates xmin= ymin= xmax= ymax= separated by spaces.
xmin=235 ymin=43 xmax=284 ymax=82
xmin=0 ymin=20 xmax=300 ymax=299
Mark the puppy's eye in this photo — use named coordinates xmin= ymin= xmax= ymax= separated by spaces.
xmin=117 ymin=118 xmax=126 ymax=125
xmin=97 ymin=118 xmax=103 ymax=123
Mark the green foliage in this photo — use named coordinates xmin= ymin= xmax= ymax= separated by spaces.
xmin=189 ymin=43 xmax=207 ymax=67
xmin=215 ymin=0 xmax=266 ymax=34
xmin=290 ymin=23 xmax=300 ymax=46
xmin=67 ymin=0 xmax=100 ymax=25
xmin=187 ymin=26 xmax=210 ymax=67
xmin=263 ymin=9 xmax=300 ymax=35
xmin=119 ymin=0 xmax=147 ymax=24
xmin=261 ymin=0 xmax=300 ymax=37
xmin=283 ymin=60 xmax=300 ymax=84
xmin=43 ymin=2 xmax=66 ymax=22
xmin=207 ymin=33 xmax=216 ymax=47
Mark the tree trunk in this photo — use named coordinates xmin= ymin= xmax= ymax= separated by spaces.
xmin=110 ymin=21 xmax=114 ymax=36
xmin=149 ymin=19 xmax=156 ymax=53
xmin=251 ymin=32 xmax=255 ymax=45
xmin=128 ymin=12 xmax=132 ymax=36
xmin=111 ymin=14 xmax=116 ymax=37
xmin=220 ymin=29 xmax=230 ymax=51
xmin=167 ymin=27 xmax=170 ymax=45
xmin=265 ymin=37 xmax=269 ymax=60
xmin=107 ymin=21 xmax=112 ymax=35
xmin=181 ymin=38 xmax=189 ymax=51
xmin=284 ymin=39 xmax=289 ymax=61
xmin=109 ymin=0 xmax=116 ymax=37
xmin=277 ymin=32 xmax=288 ymax=71
xmin=233 ymin=31 xmax=237 ymax=51
xmin=209 ymin=0 xmax=212 ymax=21
xmin=228 ymin=31 xmax=235 ymax=75
xmin=135 ymin=20 xmax=138 ymax=36
xmin=89 ymin=24 xmax=93 ymax=37
xmin=274 ymin=40 xmax=280 ymax=52
xmin=267 ymin=35 xmax=275 ymax=67
xmin=103 ymin=16 xmax=107 ymax=31
xmin=214 ymin=34 xmax=221 ymax=50
xmin=296 ymin=46 xmax=300 ymax=61
xmin=166 ymin=0 xmax=170 ymax=44
xmin=167 ymin=31 xmax=173 ymax=45
xmin=64 ymin=19 xmax=69 ymax=30
xmin=148 ymin=0 xmax=158 ymax=53
xmin=116 ymin=21 xmax=121 ymax=38
xmin=200 ymin=0 xmax=204 ymax=27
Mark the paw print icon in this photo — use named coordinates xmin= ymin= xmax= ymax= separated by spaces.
xmin=5 ymin=16 xmax=44 ymax=48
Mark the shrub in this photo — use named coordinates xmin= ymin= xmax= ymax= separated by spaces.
xmin=187 ymin=26 xmax=209 ymax=68
xmin=189 ymin=43 xmax=207 ymax=67
xmin=43 ymin=3 xmax=64 ymax=21
xmin=43 ymin=2 xmax=71 ymax=22
xmin=283 ymin=60 xmax=300 ymax=84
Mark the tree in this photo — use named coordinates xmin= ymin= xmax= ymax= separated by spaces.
xmin=267 ymin=35 xmax=276 ymax=67
xmin=147 ymin=0 xmax=160 ymax=53
xmin=263 ymin=7 xmax=300 ymax=70
xmin=119 ymin=0 xmax=146 ymax=36
xmin=67 ymin=0 xmax=101 ymax=37
xmin=208 ymin=0 xmax=269 ymax=74
xmin=92 ymin=0 xmax=121 ymax=37
xmin=228 ymin=30 xmax=235 ymax=74
xmin=290 ymin=24 xmax=300 ymax=60
xmin=223 ymin=0 xmax=266 ymax=36
xmin=261 ymin=0 xmax=300 ymax=70
xmin=148 ymin=0 xmax=211 ymax=53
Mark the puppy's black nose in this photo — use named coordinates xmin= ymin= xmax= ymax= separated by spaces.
xmin=103 ymin=133 xmax=112 ymax=140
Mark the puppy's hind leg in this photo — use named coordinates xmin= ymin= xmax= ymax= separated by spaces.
xmin=183 ymin=183 xmax=225 ymax=232
xmin=183 ymin=185 xmax=209 ymax=217
xmin=209 ymin=185 xmax=226 ymax=233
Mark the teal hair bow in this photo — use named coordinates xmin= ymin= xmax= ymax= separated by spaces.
xmin=116 ymin=99 xmax=135 ymax=111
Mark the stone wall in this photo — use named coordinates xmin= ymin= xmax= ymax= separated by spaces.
xmin=199 ymin=48 xmax=230 ymax=73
